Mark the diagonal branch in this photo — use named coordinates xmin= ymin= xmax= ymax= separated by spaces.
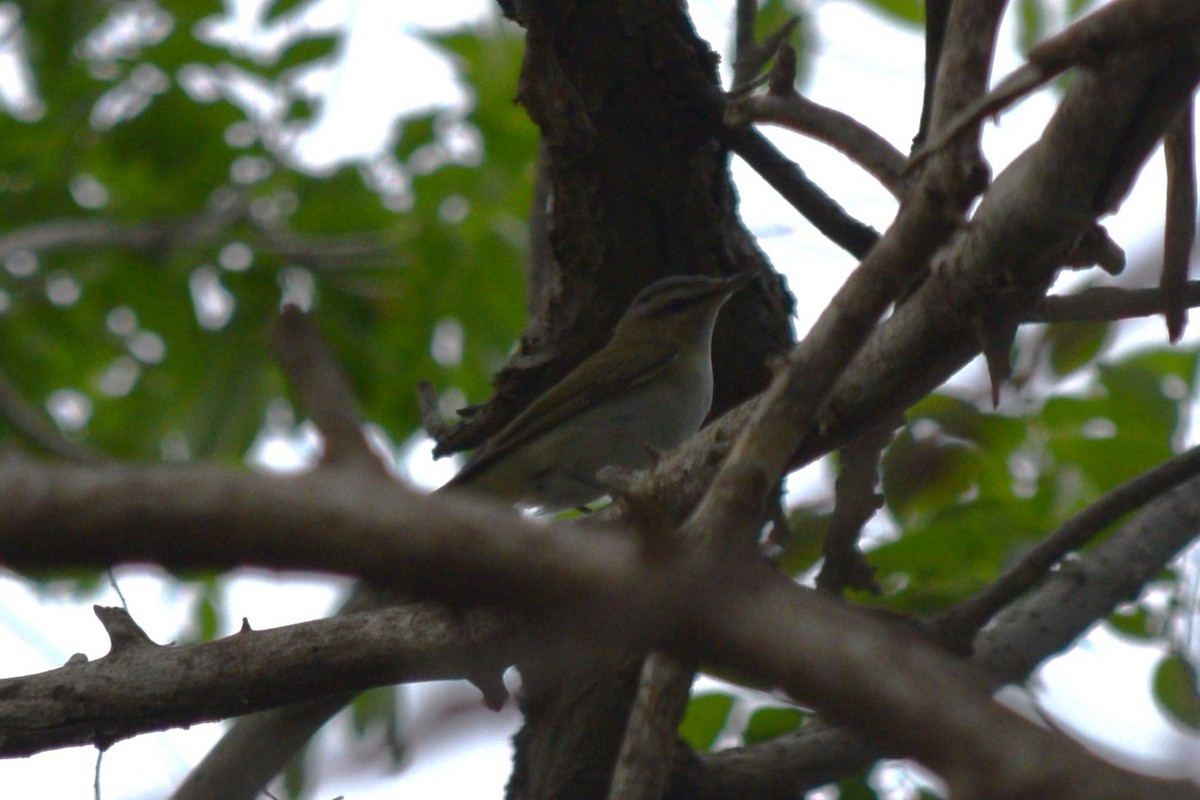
xmin=723 ymin=126 xmax=882 ymax=259
xmin=272 ymin=305 xmax=387 ymax=473
xmin=696 ymin=464 xmax=1200 ymax=799
xmin=726 ymin=45 xmax=909 ymax=199
xmin=934 ymin=441 xmax=1200 ymax=649
xmin=0 ymin=364 xmax=106 ymax=462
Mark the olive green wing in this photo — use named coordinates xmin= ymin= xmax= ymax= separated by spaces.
xmin=448 ymin=345 xmax=676 ymax=486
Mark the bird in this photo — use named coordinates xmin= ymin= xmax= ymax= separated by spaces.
xmin=442 ymin=271 xmax=754 ymax=511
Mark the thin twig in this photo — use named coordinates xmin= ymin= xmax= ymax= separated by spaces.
xmin=272 ymin=306 xmax=387 ymax=474
xmin=915 ymin=0 xmax=953 ymax=150
xmin=106 ymin=569 xmax=129 ymax=612
xmin=416 ymin=381 xmax=454 ymax=442
xmin=933 ymin=442 xmax=1200 ymax=649
xmin=0 ymin=204 xmax=400 ymax=272
xmin=815 ymin=423 xmax=893 ymax=594
xmin=726 ymin=83 xmax=909 ymax=198
xmin=1162 ymin=106 xmax=1196 ymax=342
xmin=731 ymin=0 xmax=759 ymax=91
xmin=730 ymin=0 xmax=798 ymax=92
xmin=1028 ymin=282 xmax=1200 ymax=323
xmin=724 ymin=126 xmax=881 ymax=259
xmin=0 ymin=364 xmax=106 ymax=462
xmin=0 ymin=201 xmax=248 ymax=262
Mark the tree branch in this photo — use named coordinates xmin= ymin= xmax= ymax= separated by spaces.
xmin=0 ymin=365 xmax=106 ymax=463
xmin=723 ymin=127 xmax=882 ymax=260
xmin=696 ymin=467 xmax=1200 ymax=799
xmin=272 ymin=305 xmax=386 ymax=473
xmin=1030 ymin=282 xmax=1200 ymax=323
xmin=679 ymin=0 xmax=1005 ymax=553
xmin=935 ymin=441 xmax=1200 ymax=650
xmin=1 ymin=461 xmax=1197 ymax=800
xmin=725 ymin=46 xmax=909 ymax=199
xmin=1162 ymin=105 xmax=1197 ymax=342
xmin=0 ymin=599 xmax=522 ymax=756
xmin=913 ymin=0 xmax=1200 ymax=168
xmin=630 ymin=20 xmax=1200 ymax=530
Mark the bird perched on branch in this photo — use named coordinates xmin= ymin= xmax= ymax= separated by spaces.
xmin=444 ymin=272 xmax=754 ymax=511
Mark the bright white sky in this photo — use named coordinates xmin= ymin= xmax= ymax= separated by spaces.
xmin=1 ymin=1 xmax=1198 ymax=798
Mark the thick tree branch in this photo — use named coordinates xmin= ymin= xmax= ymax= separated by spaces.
xmin=1 ymin=461 xmax=1197 ymax=800
xmin=678 ymin=0 xmax=1004 ymax=552
xmin=0 ymin=600 xmax=522 ymax=757
xmin=632 ymin=22 xmax=1200 ymax=529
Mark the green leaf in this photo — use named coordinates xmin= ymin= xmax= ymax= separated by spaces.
xmin=274 ymin=34 xmax=339 ymax=72
xmin=882 ymin=429 xmax=983 ymax=526
xmin=1153 ymin=653 xmax=1200 ymax=731
xmin=854 ymin=0 xmax=924 ymax=26
xmin=742 ymin=706 xmax=805 ymax=744
xmin=1044 ymin=321 xmax=1111 ymax=376
xmin=869 ymin=499 xmax=1046 ymax=613
xmin=196 ymin=594 xmax=220 ymax=642
xmin=351 ymin=686 xmax=408 ymax=765
xmin=679 ymin=692 xmax=734 ymax=751
xmin=1107 ymin=606 xmax=1155 ymax=641
xmin=281 ymin=749 xmax=307 ymax=799
xmin=835 ymin=774 xmax=879 ymax=799
xmin=777 ymin=504 xmax=829 ymax=577
xmin=263 ymin=0 xmax=321 ymax=22
xmin=1016 ymin=0 xmax=1045 ymax=53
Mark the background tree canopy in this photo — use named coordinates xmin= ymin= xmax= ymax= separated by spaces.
xmin=1 ymin=1 xmax=1200 ymax=799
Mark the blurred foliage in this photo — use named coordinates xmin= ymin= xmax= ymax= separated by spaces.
xmin=1015 ymin=0 xmax=1102 ymax=54
xmin=835 ymin=774 xmax=880 ymax=799
xmin=855 ymin=0 xmax=924 ymax=27
xmin=678 ymin=692 xmax=735 ymax=751
xmin=740 ymin=0 xmax=816 ymax=88
xmin=872 ymin=340 xmax=1199 ymax=614
xmin=741 ymin=705 xmax=807 ymax=744
xmin=1154 ymin=652 xmax=1200 ymax=731
xmin=0 ymin=0 xmax=535 ymax=470
xmin=2 ymin=5 xmax=535 ymax=791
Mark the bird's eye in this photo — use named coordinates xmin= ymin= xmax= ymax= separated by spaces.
xmin=663 ymin=297 xmax=690 ymax=313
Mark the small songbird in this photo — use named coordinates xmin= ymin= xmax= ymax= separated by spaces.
xmin=443 ymin=272 xmax=754 ymax=511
